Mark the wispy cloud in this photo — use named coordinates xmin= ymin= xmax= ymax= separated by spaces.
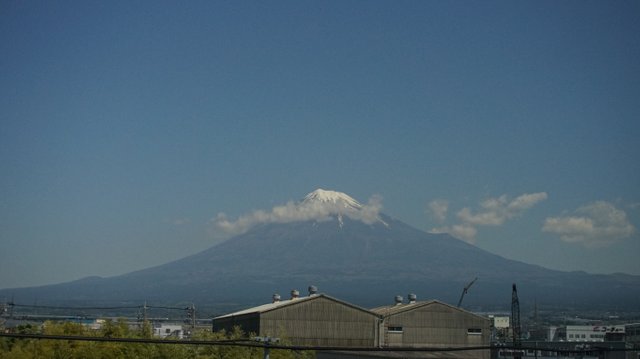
xmin=429 ymin=192 xmax=548 ymax=244
xmin=543 ymin=201 xmax=636 ymax=248
xmin=210 ymin=195 xmax=384 ymax=237
xmin=431 ymin=223 xmax=477 ymax=243
xmin=427 ymin=200 xmax=449 ymax=223
xmin=457 ymin=192 xmax=548 ymax=226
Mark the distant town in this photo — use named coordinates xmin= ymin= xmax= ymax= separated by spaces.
xmin=2 ymin=284 xmax=639 ymax=359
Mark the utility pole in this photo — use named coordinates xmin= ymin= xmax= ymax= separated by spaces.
xmin=143 ymin=301 xmax=148 ymax=324
xmin=255 ymin=336 xmax=279 ymax=359
xmin=188 ymin=304 xmax=196 ymax=330
xmin=8 ymin=298 xmax=14 ymax=319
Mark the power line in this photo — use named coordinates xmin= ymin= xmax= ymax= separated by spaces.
xmin=0 ymin=333 xmax=634 ymax=354
xmin=5 ymin=302 xmax=190 ymax=312
xmin=8 ymin=303 xmax=141 ymax=311
xmin=147 ymin=305 xmax=190 ymax=311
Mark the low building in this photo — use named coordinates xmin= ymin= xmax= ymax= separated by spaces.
xmin=372 ymin=294 xmax=491 ymax=359
xmin=492 ymin=324 xmax=630 ymax=359
xmin=553 ymin=325 xmax=625 ymax=342
xmin=491 ymin=316 xmax=510 ymax=330
xmin=213 ymin=289 xmax=380 ymax=347
xmin=625 ymin=323 xmax=640 ymax=359
xmin=490 ymin=315 xmax=511 ymax=342
xmin=213 ymin=289 xmax=492 ymax=358
xmin=152 ymin=323 xmax=184 ymax=339
xmin=626 ymin=323 xmax=640 ymax=344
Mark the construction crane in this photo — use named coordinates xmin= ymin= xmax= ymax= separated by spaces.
xmin=457 ymin=277 xmax=477 ymax=307
xmin=511 ymin=283 xmax=521 ymax=352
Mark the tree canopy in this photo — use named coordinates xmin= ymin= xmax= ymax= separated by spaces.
xmin=1 ymin=320 xmax=314 ymax=359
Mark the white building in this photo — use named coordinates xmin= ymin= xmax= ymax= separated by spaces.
xmin=491 ymin=316 xmax=510 ymax=329
xmin=554 ymin=325 xmax=625 ymax=342
xmin=153 ymin=323 xmax=184 ymax=339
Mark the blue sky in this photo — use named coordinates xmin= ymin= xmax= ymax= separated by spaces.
xmin=1 ymin=0 xmax=639 ymax=288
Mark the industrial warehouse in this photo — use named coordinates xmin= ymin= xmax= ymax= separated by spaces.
xmin=4 ymin=285 xmax=640 ymax=358
xmin=212 ymin=286 xmax=491 ymax=359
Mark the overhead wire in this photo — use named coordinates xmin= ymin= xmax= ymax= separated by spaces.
xmin=0 ymin=333 xmax=634 ymax=354
xmin=6 ymin=302 xmax=189 ymax=312
xmin=8 ymin=303 xmax=141 ymax=311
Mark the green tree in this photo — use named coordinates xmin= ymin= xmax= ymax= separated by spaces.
xmin=1 ymin=321 xmax=316 ymax=359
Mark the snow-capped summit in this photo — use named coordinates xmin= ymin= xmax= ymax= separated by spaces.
xmin=300 ymin=189 xmax=386 ymax=228
xmin=214 ymin=188 xmax=385 ymax=234
xmin=302 ymin=189 xmax=362 ymax=210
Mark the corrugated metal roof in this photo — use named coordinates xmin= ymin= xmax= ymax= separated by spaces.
xmin=371 ymin=301 xmax=421 ymax=315
xmin=371 ymin=299 xmax=488 ymax=320
xmin=213 ymin=293 xmax=380 ymax=319
xmin=213 ymin=297 xmax=309 ymax=319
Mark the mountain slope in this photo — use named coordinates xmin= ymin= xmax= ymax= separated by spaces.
xmin=2 ymin=190 xmax=639 ymax=312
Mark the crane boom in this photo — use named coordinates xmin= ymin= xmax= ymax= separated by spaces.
xmin=457 ymin=277 xmax=478 ymax=307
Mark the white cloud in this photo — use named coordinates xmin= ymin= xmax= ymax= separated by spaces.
xmin=430 ymin=224 xmax=477 ymax=244
xmin=428 ymin=200 xmax=449 ymax=223
xmin=543 ymin=201 xmax=636 ymax=248
xmin=359 ymin=194 xmax=385 ymax=224
xmin=508 ymin=192 xmax=549 ymax=211
xmin=451 ymin=224 xmax=478 ymax=244
xmin=457 ymin=206 xmax=504 ymax=226
xmin=210 ymin=195 xmax=384 ymax=236
xmin=457 ymin=192 xmax=548 ymax=226
xmin=429 ymin=192 xmax=548 ymax=243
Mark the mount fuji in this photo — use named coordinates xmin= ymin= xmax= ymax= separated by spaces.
xmin=2 ymin=189 xmax=639 ymax=313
